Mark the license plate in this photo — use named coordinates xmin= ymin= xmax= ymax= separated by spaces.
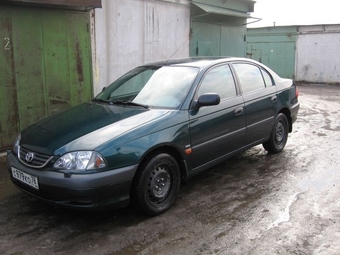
xmin=11 ymin=167 xmax=39 ymax=190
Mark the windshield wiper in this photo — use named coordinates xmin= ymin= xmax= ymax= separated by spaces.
xmin=92 ymin=98 xmax=112 ymax=104
xmin=112 ymin=100 xmax=149 ymax=109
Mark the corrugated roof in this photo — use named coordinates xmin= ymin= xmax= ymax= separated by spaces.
xmin=192 ymin=2 xmax=251 ymax=19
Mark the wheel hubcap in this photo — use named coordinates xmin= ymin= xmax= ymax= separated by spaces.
xmin=148 ymin=166 xmax=171 ymax=204
xmin=275 ymin=121 xmax=285 ymax=143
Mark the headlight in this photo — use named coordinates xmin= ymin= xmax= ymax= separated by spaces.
xmin=13 ymin=133 xmax=21 ymax=154
xmin=54 ymin=151 xmax=107 ymax=171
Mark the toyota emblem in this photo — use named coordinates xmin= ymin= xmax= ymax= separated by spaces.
xmin=25 ymin=152 xmax=34 ymax=162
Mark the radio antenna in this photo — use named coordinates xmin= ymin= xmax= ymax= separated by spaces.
xmin=166 ymin=28 xmax=200 ymax=64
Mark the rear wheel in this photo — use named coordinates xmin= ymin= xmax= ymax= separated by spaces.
xmin=132 ymin=153 xmax=180 ymax=216
xmin=263 ymin=113 xmax=289 ymax=153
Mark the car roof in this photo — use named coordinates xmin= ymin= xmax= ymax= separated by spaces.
xmin=142 ymin=57 xmax=261 ymax=69
xmin=140 ymin=57 xmax=282 ymax=81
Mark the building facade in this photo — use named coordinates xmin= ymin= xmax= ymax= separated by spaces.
xmin=247 ymin=24 xmax=340 ymax=83
xmin=190 ymin=0 xmax=255 ymax=58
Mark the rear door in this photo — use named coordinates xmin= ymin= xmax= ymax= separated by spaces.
xmin=232 ymin=62 xmax=277 ymax=145
xmin=189 ymin=64 xmax=245 ymax=172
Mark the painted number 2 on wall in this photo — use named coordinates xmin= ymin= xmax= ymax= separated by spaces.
xmin=4 ymin=37 xmax=10 ymax=50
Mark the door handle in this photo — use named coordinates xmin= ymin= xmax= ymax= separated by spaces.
xmin=271 ymin=95 xmax=278 ymax=103
xmin=234 ymin=107 xmax=244 ymax=116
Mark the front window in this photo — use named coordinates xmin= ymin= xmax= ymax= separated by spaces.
xmin=197 ymin=64 xmax=237 ymax=100
xmin=96 ymin=66 xmax=199 ymax=109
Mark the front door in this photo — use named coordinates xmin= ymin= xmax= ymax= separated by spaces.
xmin=189 ymin=64 xmax=246 ymax=172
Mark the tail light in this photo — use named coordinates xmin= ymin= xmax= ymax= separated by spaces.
xmin=295 ymin=86 xmax=299 ymax=98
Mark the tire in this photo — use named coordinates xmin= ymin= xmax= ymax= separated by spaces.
xmin=131 ymin=153 xmax=180 ymax=216
xmin=263 ymin=113 xmax=289 ymax=153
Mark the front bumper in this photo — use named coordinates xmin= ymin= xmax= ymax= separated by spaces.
xmin=6 ymin=150 xmax=138 ymax=211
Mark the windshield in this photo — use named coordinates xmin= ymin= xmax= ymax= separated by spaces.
xmin=95 ymin=66 xmax=199 ymax=109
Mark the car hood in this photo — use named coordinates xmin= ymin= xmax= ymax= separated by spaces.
xmin=20 ymin=102 xmax=169 ymax=155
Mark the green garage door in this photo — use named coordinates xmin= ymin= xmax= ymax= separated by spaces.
xmin=246 ymin=42 xmax=296 ymax=79
xmin=246 ymin=27 xmax=298 ymax=79
xmin=190 ymin=22 xmax=247 ymax=57
xmin=0 ymin=6 xmax=93 ymax=150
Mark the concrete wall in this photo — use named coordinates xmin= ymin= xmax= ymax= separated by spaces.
xmin=92 ymin=0 xmax=191 ymax=94
xmin=296 ymin=25 xmax=340 ymax=83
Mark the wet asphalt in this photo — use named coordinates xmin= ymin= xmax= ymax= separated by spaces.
xmin=0 ymin=84 xmax=339 ymax=255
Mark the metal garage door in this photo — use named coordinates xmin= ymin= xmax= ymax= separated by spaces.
xmin=246 ymin=27 xmax=298 ymax=79
xmin=0 ymin=6 xmax=93 ymax=150
xmin=190 ymin=21 xmax=246 ymax=58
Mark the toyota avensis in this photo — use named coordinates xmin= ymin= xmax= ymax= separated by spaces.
xmin=7 ymin=57 xmax=300 ymax=216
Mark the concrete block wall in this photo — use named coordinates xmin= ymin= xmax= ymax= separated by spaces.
xmin=92 ymin=0 xmax=191 ymax=94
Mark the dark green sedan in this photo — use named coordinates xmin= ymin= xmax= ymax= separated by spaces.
xmin=7 ymin=57 xmax=300 ymax=216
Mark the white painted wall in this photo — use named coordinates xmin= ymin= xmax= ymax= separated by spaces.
xmin=92 ymin=0 xmax=191 ymax=94
xmin=296 ymin=25 xmax=340 ymax=83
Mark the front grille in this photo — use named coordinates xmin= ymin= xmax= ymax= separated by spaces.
xmin=19 ymin=146 xmax=53 ymax=168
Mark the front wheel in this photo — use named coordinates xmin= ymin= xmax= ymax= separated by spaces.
xmin=131 ymin=153 xmax=180 ymax=216
xmin=263 ymin=113 xmax=289 ymax=153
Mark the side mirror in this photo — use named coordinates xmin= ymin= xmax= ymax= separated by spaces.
xmin=196 ymin=93 xmax=220 ymax=107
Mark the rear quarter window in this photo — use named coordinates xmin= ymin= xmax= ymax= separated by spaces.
xmin=261 ymin=68 xmax=274 ymax=86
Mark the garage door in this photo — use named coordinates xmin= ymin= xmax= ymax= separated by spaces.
xmin=0 ymin=6 xmax=93 ymax=150
xmin=190 ymin=22 xmax=246 ymax=57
